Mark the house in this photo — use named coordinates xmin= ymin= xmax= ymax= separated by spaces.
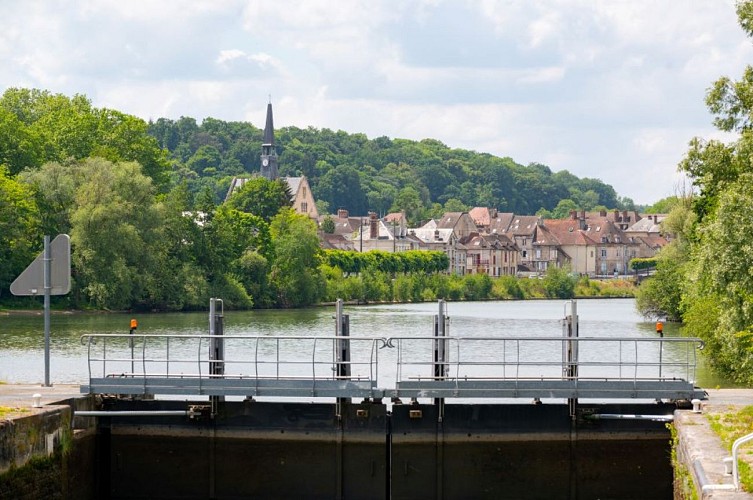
xmin=411 ymin=219 xmax=464 ymax=275
xmin=541 ymin=211 xmax=641 ymax=276
xmin=436 ymin=212 xmax=478 ymax=240
xmin=350 ymin=212 xmax=418 ymax=253
xmin=318 ymin=232 xmax=355 ymax=251
xmin=504 ymin=215 xmax=541 ymax=271
xmin=462 ymin=232 xmax=518 ymax=276
xmin=531 ymin=221 xmax=570 ymax=273
xmin=285 ymin=176 xmax=319 ymax=219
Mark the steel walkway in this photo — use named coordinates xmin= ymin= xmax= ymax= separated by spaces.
xmin=79 ymin=300 xmax=706 ymax=402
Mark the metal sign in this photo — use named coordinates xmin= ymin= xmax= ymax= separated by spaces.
xmin=10 ymin=234 xmax=71 ymax=296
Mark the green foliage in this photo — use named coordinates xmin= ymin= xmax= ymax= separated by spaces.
xmin=0 ymin=88 xmax=169 ymax=186
xmin=70 ymin=159 xmax=164 ymax=309
xmin=542 ymin=266 xmax=577 ymax=299
xmin=635 ymin=243 xmax=686 ymax=321
xmin=640 ymin=1 xmax=753 ymax=384
xmin=491 ymin=275 xmax=524 ymax=299
xmin=463 ymin=273 xmax=493 ymax=300
xmin=321 ymin=249 xmax=448 ymax=275
xmin=629 ymin=257 xmax=658 ymax=271
xmin=321 ymin=215 xmax=336 ymax=234
xmin=225 ymin=177 xmax=291 ymax=222
xmin=269 ymin=208 xmax=323 ymax=307
xmin=0 ymin=166 xmax=39 ymax=296
xmin=645 ymin=196 xmax=680 ymax=214
xmin=147 ymin=113 xmax=624 ymax=217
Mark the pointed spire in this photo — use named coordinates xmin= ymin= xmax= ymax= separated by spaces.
xmin=263 ymin=102 xmax=274 ymax=146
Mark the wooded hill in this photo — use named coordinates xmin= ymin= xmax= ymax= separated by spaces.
xmin=147 ymin=116 xmax=637 ymax=222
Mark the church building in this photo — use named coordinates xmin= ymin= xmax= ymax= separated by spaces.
xmin=226 ymin=102 xmax=319 ymax=219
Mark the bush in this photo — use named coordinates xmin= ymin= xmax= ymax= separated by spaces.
xmin=542 ymin=267 xmax=576 ymax=299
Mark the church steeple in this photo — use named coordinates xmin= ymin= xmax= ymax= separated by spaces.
xmin=260 ymin=101 xmax=278 ymax=180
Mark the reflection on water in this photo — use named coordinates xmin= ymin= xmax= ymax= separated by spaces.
xmin=0 ymin=298 xmax=736 ymax=388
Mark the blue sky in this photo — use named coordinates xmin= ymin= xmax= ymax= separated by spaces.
xmin=1 ymin=0 xmax=751 ymax=205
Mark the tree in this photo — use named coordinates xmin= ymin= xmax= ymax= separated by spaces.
xmin=391 ymin=186 xmax=425 ymax=225
xmin=550 ymin=199 xmax=578 ymax=219
xmin=70 ymin=159 xmax=165 ymax=309
xmin=269 ymin=208 xmax=323 ymax=307
xmin=0 ymin=166 xmax=39 ymax=295
xmin=646 ymin=1 xmax=753 ymax=383
xmin=542 ymin=266 xmax=576 ymax=299
xmin=316 ymin=164 xmax=367 ymax=215
xmin=225 ymin=177 xmax=291 ymax=222
xmin=681 ymin=174 xmax=753 ymax=380
xmin=321 ymin=215 xmax=336 ymax=234
xmin=0 ymin=88 xmax=170 ymax=187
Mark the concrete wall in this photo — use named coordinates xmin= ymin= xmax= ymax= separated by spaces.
xmin=0 ymin=396 xmax=97 ymax=499
xmin=96 ymin=399 xmax=672 ymax=499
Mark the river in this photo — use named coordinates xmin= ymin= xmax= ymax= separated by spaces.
xmin=0 ymin=298 xmax=733 ymax=389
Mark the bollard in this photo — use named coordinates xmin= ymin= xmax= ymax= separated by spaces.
xmin=32 ymin=393 xmax=42 ymax=408
xmin=692 ymin=399 xmax=702 ymax=413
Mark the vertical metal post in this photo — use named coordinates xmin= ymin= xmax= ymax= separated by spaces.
xmin=335 ymin=299 xmax=351 ymax=407
xmin=657 ymin=321 xmax=664 ymax=379
xmin=563 ymin=300 xmax=578 ymax=419
xmin=43 ymin=235 xmax=51 ymax=387
xmin=209 ymin=298 xmax=224 ymax=412
xmin=433 ymin=300 xmax=448 ymax=412
xmin=334 ymin=299 xmax=349 ymax=500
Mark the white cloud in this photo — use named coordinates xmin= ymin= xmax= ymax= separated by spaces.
xmin=1 ymin=0 xmax=752 ymax=205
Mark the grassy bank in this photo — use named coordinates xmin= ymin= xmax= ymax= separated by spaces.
xmin=707 ymin=406 xmax=753 ymax=491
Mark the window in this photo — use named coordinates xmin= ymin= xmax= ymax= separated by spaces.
xmin=535 ymin=248 xmax=541 ymax=259
xmin=303 ymin=186 xmax=307 ymax=197
xmin=301 ymin=202 xmax=308 ymax=212
xmin=522 ymin=250 xmax=527 ymax=258
xmin=600 ymin=248 xmax=606 ymax=257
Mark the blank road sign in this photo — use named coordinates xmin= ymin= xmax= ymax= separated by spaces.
xmin=10 ymin=234 xmax=71 ymax=296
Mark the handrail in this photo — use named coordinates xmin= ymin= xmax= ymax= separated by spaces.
xmin=79 ymin=334 xmax=704 ymax=399
xmin=731 ymin=431 xmax=753 ymax=490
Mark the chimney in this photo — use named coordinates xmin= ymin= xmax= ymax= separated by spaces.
xmin=614 ymin=209 xmax=620 ymax=221
xmin=579 ymin=210 xmax=585 ymax=220
xmin=622 ymin=210 xmax=628 ymax=222
xmin=570 ymin=210 xmax=577 ymax=220
xmin=369 ymin=212 xmax=378 ymax=239
xmin=599 ymin=209 xmax=607 ymax=217
xmin=491 ymin=208 xmax=498 ymax=218
xmin=337 ymin=208 xmax=348 ymax=219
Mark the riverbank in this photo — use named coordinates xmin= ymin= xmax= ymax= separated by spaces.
xmin=0 ymin=275 xmax=637 ymax=315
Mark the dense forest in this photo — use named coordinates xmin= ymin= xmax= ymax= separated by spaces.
xmin=635 ymin=1 xmax=753 ymax=384
xmin=147 ymin=116 xmax=637 ymax=223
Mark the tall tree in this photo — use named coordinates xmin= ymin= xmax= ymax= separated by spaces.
xmin=269 ymin=208 xmax=323 ymax=307
xmin=70 ymin=158 xmax=165 ymax=309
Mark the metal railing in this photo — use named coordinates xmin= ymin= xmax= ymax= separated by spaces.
xmin=80 ymin=332 xmax=705 ymax=401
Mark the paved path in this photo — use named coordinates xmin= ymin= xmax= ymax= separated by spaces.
xmin=0 ymin=383 xmax=81 ymax=411
xmin=675 ymin=389 xmax=753 ymax=499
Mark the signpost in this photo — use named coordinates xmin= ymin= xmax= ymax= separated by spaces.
xmin=10 ymin=234 xmax=71 ymax=387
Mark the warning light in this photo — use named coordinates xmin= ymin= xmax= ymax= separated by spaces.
xmin=130 ymin=319 xmax=138 ymax=330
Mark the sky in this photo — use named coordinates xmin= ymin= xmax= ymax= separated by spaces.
xmin=1 ymin=1 xmax=751 ymax=206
